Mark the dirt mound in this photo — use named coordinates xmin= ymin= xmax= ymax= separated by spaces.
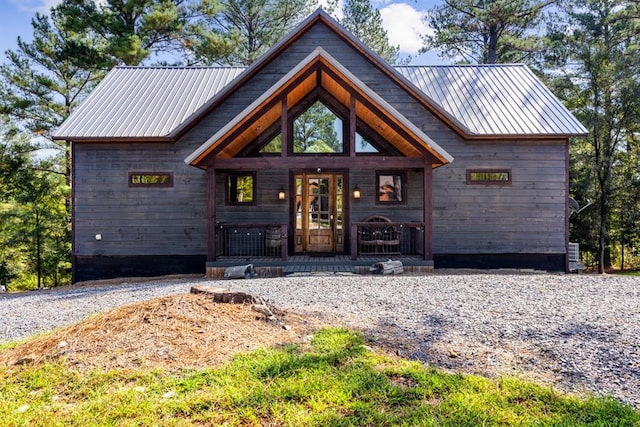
xmin=0 ymin=293 xmax=320 ymax=371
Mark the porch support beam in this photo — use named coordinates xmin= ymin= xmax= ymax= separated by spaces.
xmin=423 ymin=166 xmax=433 ymax=261
xmin=211 ymin=156 xmax=433 ymax=170
xmin=207 ymin=167 xmax=217 ymax=262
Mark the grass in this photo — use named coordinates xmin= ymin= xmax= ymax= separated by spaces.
xmin=1 ymin=328 xmax=638 ymax=426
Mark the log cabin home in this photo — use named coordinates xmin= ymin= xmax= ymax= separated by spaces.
xmin=53 ymin=9 xmax=587 ymax=282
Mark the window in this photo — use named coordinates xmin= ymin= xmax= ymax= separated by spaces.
xmin=128 ymin=172 xmax=173 ymax=188
xmin=376 ymin=172 xmax=405 ymax=204
xmin=227 ymin=172 xmax=255 ymax=204
xmin=293 ymin=101 xmax=344 ymax=153
xmin=355 ymin=132 xmax=379 ymax=153
xmin=466 ymin=169 xmax=511 ymax=185
xmin=259 ymin=134 xmax=282 ymax=153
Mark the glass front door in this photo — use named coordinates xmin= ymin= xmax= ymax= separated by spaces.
xmin=294 ymin=173 xmax=344 ymax=253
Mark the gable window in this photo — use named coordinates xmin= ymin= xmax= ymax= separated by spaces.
xmin=293 ymin=101 xmax=344 ymax=153
xmin=466 ymin=169 xmax=511 ymax=185
xmin=355 ymin=132 xmax=380 ymax=153
xmin=129 ymin=172 xmax=173 ymax=188
xmin=227 ymin=172 xmax=255 ymax=204
xmin=259 ymin=134 xmax=282 ymax=153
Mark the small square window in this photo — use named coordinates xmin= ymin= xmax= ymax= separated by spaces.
xmin=466 ymin=169 xmax=511 ymax=185
xmin=227 ymin=173 xmax=255 ymax=204
xmin=376 ymin=171 xmax=405 ymax=204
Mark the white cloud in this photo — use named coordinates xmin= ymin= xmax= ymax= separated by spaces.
xmin=9 ymin=0 xmax=61 ymax=13
xmin=380 ymin=3 xmax=432 ymax=55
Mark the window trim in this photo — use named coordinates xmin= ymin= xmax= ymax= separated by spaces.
xmin=226 ymin=172 xmax=257 ymax=205
xmin=128 ymin=172 xmax=174 ymax=188
xmin=466 ymin=169 xmax=512 ymax=186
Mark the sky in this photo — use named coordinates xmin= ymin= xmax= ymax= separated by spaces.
xmin=0 ymin=0 xmax=446 ymax=65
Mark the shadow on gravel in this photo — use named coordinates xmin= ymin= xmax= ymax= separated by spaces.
xmin=361 ymin=314 xmax=454 ymax=367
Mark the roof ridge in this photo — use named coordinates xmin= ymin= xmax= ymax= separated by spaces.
xmin=115 ymin=65 xmax=247 ymax=70
xmin=394 ymin=63 xmax=526 ymax=68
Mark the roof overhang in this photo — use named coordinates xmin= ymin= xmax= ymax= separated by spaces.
xmin=185 ymin=48 xmax=453 ymax=168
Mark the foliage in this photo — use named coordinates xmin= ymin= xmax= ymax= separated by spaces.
xmin=422 ymin=0 xmax=554 ymax=65
xmin=550 ymin=0 xmax=640 ymax=272
xmin=0 ymin=7 xmax=106 ymax=184
xmin=0 ymin=328 xmax=637 ymax=425
xmin=325 ymin=0 xmax=400 ymax=64
xmin=0 ymin=127 xmax=71 ymax=290
xmin=56 ymin=0 xmax=196 ymax=66
xmin=184 ymin=0 xmax=311 ymax=65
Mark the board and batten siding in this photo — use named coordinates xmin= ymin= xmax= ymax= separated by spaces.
xmin=73 ymin=142 xmax=208 ymax=257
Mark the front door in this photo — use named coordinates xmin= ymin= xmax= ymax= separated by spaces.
xmin=294 ymin=173 xmax=344 ymax=253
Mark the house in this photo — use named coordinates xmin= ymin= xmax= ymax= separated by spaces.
xmin=52 ymin=9 xmax=587 ymax=282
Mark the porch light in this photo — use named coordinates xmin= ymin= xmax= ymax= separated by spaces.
xmin=353 ymin=185 xmax=361 ymax=199
xmin=278 ymin=188 xmax=286 ymax=200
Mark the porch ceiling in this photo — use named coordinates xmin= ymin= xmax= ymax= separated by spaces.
xmin=185 ymin=48 xmax=453 ymax=167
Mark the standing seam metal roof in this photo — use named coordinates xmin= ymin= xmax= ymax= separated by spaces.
xmin=52 ymin=63 xmax=587 ymax=140
xmin=53 ymin=67 xmax=245 ymax=139
xmin=394 ymin=64 xmax=587 ymax=136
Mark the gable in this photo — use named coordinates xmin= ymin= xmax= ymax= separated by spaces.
xmin=184 ymin=48 xmax=453 ymax=167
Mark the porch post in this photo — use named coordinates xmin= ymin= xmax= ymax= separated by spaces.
xmin=207 ymin=167 xmax=216 ymax=261
xmin=423 ymin=165 xmax=433 ymax=261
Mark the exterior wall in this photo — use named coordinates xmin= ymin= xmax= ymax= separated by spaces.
xmin=432 ymin=140 xmax=567 ymax=255
xmin=72 ymin=142 xmax=208 ymax=280
xmin=214 ymin=169 xmax=289 ymax=224
xmin=349 ymin=168 xmax=424 ymax=223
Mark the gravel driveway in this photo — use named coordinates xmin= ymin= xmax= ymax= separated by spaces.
xmin=1 ymin=272 xmax=638 ymax=409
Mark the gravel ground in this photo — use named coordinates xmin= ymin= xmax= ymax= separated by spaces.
xmin=1 ymin=272 xmax=638 ymax=409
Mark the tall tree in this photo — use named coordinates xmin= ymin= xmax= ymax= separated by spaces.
xmin=0 ymin=125 xmax=70 ymax=289
xmin=0 ymin=7 xmax=106 ymax=185
xmin=326 ymin=0 xmax=400 ymax=64
xmin=422 ymin=0 xmax=554 ymax=64
xmin=553 ymin=0 xmax=640 ymax=272
xmin=56 ymin=0 xmax=194 ymax=65
xmin=184 ymin=0 xmax=311 ymax=65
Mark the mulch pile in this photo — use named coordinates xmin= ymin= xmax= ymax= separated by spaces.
xmin=0 ymin=293 xmax=320 ymax=371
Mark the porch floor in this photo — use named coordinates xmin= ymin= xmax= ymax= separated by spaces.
xmin=206 ymin=255 xmax=433 ymax=276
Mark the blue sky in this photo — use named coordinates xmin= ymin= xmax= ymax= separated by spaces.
xmin=0 ymin=0 xmax=446 ymax=65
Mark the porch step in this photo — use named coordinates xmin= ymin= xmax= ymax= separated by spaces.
xmin=205 ymin=256 xmax=434 ymax=279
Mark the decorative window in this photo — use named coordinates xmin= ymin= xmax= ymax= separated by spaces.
xmin=293 ymin=101 xmax=344 ymax=153
xmin=227 ymin=172 xmax=255 ymax=204
xmin=259 ymin=134 xmax=282 ymax=153
xmin=466 ymin=169 xmax=511 ymax=185
xmin=128 ymin=172 xmax=173 ymax=188
xmin=376 ymin=172 xmax=405 ymax=204
xmin=355 ymin=132 xmax=379 ymax=153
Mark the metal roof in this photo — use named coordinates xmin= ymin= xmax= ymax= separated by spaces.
xmin=53 ymin=66 xmax=245 ymax=139
xmin=394 ymin=64 xmax=587 ymax=136
xmin=53 ymin=63 xmax=586 ymax=140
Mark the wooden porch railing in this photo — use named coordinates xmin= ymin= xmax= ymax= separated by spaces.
xmin=215 ymin=224 xmax=288 ymax=261
xmin=350 ymin=222 xmax=425 ymax=260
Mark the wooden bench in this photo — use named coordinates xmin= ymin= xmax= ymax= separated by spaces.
xmin=358 ymin=215 xmax=401 ymax=255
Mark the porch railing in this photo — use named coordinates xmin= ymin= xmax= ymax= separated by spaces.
xmin=216 ymin=224 xmax=288 ymax=260
xmin=350 ymin=222 xmax=425 ymax=259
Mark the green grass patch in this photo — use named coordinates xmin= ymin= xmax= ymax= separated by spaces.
xmin=0 ymin=328 xmax=638 ymax=426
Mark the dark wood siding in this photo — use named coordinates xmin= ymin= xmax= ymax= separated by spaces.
xmin=73 ymin=19 xmax=568 ymax=264
xmin=432 ymin=140 xmax=567 ymax=254
xmin=73 ymin=142 xmax=207 ymax=256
